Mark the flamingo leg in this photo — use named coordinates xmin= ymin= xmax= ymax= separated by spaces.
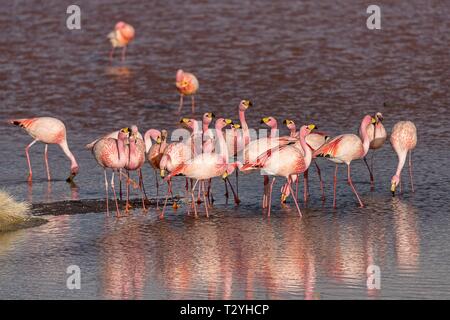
xmin=295 ymin=174 xmax=300 ymax=202
xmin=104 ymin=169 xmax=109 ymax=216
xmin=363 ymin=156 xmax=374 ymax=188
xmin=347 ymin=164 xmax=364 ymax=208
xmin=207 ymin=178 xmax=214 ymax=204
xmin=267 ymin=177 xmax=276 ymax=217
xmin=121 ymin=46 xmax=127 ymax=61
xmin=138 ymin=169 xmax=147 ymax=212
xmin=178 ymin=94 xmax=184 ymax=113
xmin=109 ymin=47 xmax=115 ymax=61
xmin=303 ymin=170 xmax=309 ymax=203
xmin=314 ymin=160 xmax=325 ymax=201
xmin=125 ymin=170 xmax=131 ymax=214
xmin=333 ymin=164 xmax=338 ymax=208
xmin=25 ymin=139 xmax=37 ymax=182
xmin=44 ymin=144 xmax=51 ymax=181
xmin=110 ymin=171 xmax=121 ymax=217
xmin=409 ymin=151 xmax=414 ymax=192
xmin=262 ymin=175 xmax=269 ymax=208
xmin=162 ymin=180 xmax=172 ymax=217
xmin=226 ymin=177 xmax=240 ymax=205
xmin=154 ymin=169 xmax=159 ymax=209
xmin=140 ymin=169 xmax=149 ymax=201
xmin=202 ymin=181 xmax=209 ymax=217
xmin=191 ymin=95 xmax=195 ymax=114
xmin=191 ymin=179 xmax=199 ymax=217
xmin=197 ymin=184 xmax=202 ymax=204
xmin=235 ymin=170 xmax=239 ymax=203
xmin=224 ymin=179 xmax=229 ymax=200
xmin=287 ymin=176 xmax=302 ymax=217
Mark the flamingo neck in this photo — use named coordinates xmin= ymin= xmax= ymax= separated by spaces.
xmin=216 ymin=126 xmax=228 ymax=162
xmin=269 ymin=123 xmax=278 ymax=138
xmin=395 ymin=150 xmax=407 ymax=177
xmin=144 ymin=129 xmax=159 ymax=153
xmin=239 ymin=110 xmax=250 ymax=145
xmin=290 ymin=126 xmax=297 ymax=137
xmin=299 ymin=131 xmax=312 ymax=168
xmin=360 ymin=121 xmax=371 ymax=156
xmin=59 ymin=140 xmax=78 ymax=170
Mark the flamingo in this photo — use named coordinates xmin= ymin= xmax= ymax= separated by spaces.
xmin=91 ymin=128 xmax=132 ymax=217
xmin=242 ymin=124 xmax=316 ymax=216
xmin=282 ymin=119 xmax=327 ymax=202
xmin=390 ymin=121 xmax=417 ymax=196
xmin=360 ymin=112 xmax=387 ymax=187
xmin=86 ymin=125 xmax=144 ymax=199
xmin=164 ymin=118 xmax=237 ymax=217
xmin=124 ymin=126 xmax=147 ymax=213
xmin=9 ymin=117 xmax=79 ymax=183
xmin=145 ymin=129 xmax=168 ymax=207
xmin=176 ymin=69 xmax=199 ymax=114
xmin=108 ymin=21 xmax=135 ymax=61
xmin=314 ymin=115 xmax=375 ymax=208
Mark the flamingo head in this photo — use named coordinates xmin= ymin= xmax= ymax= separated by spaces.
xmin=130 ymin=125 xmax=140 ymax=140
xmin=203 ymin=112 xmax=215 ymax=125
xmin=391 ymin=175 xmax=400 ymax=196
xmin=261 ymin=116 xmax=277 ymax=129
xmin=232 ymin=123 xmax=241 ymax=130
xmin=161 ymin=130 xmax=168 ymax=143
xmin=175 ymin=70 xmax=189 ymax=89
xmin=66 ymin=165 xmax=79 ymax=183
xmin=179 ymin=117 xmax=197 ymax=131
xmin=239 ymin=99 xmax=252 ymax=111
xmin=116 ymin=22 xmax=135 ymax=40
xmin=375 ymin=112 xmax=384 ymax=123
xmin=283 ymin=119 xmax=296 ymax=131
xmin=215 ymin=118 xmax=233 ymax=131
xmin=299 ymin=124 xmax=316 ymax=137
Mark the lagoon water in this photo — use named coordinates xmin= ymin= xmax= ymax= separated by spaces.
xmin=1 ymin=0 xmax=450 ymax=299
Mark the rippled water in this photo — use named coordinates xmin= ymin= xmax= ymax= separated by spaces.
xmin=1 ymin=0 xmax=450 ymax=299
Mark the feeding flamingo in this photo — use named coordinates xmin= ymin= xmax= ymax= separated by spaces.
xmin=145 ymin=129 xmax=168 ymax=208
xmin=360 ymin=112 xmax=387 ymax=187
xmin=108 ymin=21 xmax=135 ymax=61
xmin=282 ymin=119 xmax=327 ymax=202
xmin=91 ymin=127 xmax=133 ymax=217
xmin=242 ymin=124 xmax=316 ymax=216
xmin=176 ymin=69 xmax=199 ymax=114
xmin=314 ymin=115 xmax=376 ymax=208
xmin=9 ymin=117 xmax=79 ymax=183
xmin=390 ymin=121 xmax=417 ymax=196
xmin=164 ymin=118 xmax=237 ymax=217
xmin=124 ymin=126 xmax=147 ymax=213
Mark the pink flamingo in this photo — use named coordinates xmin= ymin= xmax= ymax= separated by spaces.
xmin=124 ymin=126 xmax=147 ymax=213
xmin=164 ymin=118 xmax=237 ymax=217
xmin=390 ymin=121 xmax=417 ymax=196
xmin=108 ymin=21 xmax=135 ymax=61
xmin=314 ymin=115 xmax=375 ymax=208
xmin=260 ymin=117 xmax=278 ymax=208
xmin=91 ymin=128 xmax=132 ymax=217
xmin=242 ymin=124 xmax=316 ymax=216
xmin=145 ymin=129 xmax=168 ymax=208
xmin=282 ymin=119 xmax=327 ymax=202
xmin=176 ymin=69 xmax=199 ymax=114
xmin=202 ymin=112 xmax=215 ymax=154
xmin=360 ymin=112 xmax=387 ymax=186
xmin=9 ymin=117 xmax=79 ymax=183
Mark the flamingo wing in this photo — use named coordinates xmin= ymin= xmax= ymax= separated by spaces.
xmin=313 ymin=136 xmax=344 ymax=158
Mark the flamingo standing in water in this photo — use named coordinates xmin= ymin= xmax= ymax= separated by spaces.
xmin=164 ymin=118 xmax=237 ymax=217
xmin=145 ymin=129 xmax=168 ymax=208
xmin=124 ymin=126 xmax=147 ymax=213
xmin=91 ymin=128 xmax=132 ymax=217
xmin=360 ymin=112 xmax=387 ymax=187
xmin=242 ymin=124 xmax=316 ymax=216
xmin=390 ymin=121 xmax=417 ymax=196
xmin=176 ymin=69 xmax=199 ymax=114
xmin=260 ymin=117 xmax=278 ymax=208
xmin=108 ymin=21 xmax=135 ymax=61
xmin=9 ymin=117 xmax=79 ymax=183
xmin=314 ymin=115 xmax=375 ymax=208
xmin=282 ymin=119 xmax=327 ymax=202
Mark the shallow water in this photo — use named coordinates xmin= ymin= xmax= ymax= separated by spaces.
xmin=1 ymin=0 xmax=450 ymax=299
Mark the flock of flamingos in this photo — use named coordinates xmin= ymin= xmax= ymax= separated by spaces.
xmin=7 ymin=22 xmax=418 ymax=218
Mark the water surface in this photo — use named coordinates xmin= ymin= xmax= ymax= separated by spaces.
xmin=1 ymin=0 xmax=450 ymax=299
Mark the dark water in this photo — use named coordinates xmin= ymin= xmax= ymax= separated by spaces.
xmin=1 ymin=0 xmax=450 ymax=299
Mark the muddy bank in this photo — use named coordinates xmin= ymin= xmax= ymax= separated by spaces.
xmin=31 ymin=196 xmax=182 ymax=216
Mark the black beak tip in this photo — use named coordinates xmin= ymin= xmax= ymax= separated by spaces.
xmin=391 ymin=191 xmax=395 ymax=197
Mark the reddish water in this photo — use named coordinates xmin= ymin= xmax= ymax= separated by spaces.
xmin=1 ymin=0 xmax=450 ymax=299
